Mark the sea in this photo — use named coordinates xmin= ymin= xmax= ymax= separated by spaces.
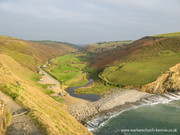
xmin=87 ymin=92 xmax=180 ymax=135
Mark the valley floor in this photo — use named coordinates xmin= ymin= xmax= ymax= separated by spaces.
xmin=39 ymin=68 xmax=89 ymax=105
xmin=40 ymin=68 xmax=152 ymax=125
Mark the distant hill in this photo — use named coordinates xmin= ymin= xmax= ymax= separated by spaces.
xmin=97 ymin=32 xmax=180 ymax=87
xmin=84 ymin=40 xmax=133 ymax=54
xmin=83 ymin=41 xmax=133 ymax=67
xmin=0 ymin=36 xmax=77 ymax=71
xmin=32 ymin=40 xmax=82 ymax=49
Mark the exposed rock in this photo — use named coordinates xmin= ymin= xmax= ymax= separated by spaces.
xmin=141 ymin=63 xmax=180 ymax=93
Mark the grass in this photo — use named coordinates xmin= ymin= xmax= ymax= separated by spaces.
xmin=0 ymin=35 xmax=78 ymax=71
xmin=0 ymin=99 xmax=11 ymax=134
xmin=74 ymin=81 xmax=116 ymax=95
xmin=5 ymin=111 xmax=11 ymax=126
xmin=0 ymin=62 xmax=2 ymax=68
xmin=31 ymin=74 xmax=63 ymax=103
xmin=40 ymin=84 xmax=56 ymax=90
xmin=47 ymin=53 xmax=113 ymax=95
xmin=152 ymin=32 xmax=180 ymax=37
xmin=4 ymin=48 xmax=39 ymax=71
xmin=100 ymin=52 xmax=180 ymax=87
xmin=97 ymin=35 xmax=180 ymax=87
xmin=45 ymin=53 xmax=91 ymax=87
xmin=51 ymin=96 xmax=64 ymax=103
xmin=0 ymin=54 xmax=91 ymax=135
xmin=0 ymin=84 xmax=20 ymax=100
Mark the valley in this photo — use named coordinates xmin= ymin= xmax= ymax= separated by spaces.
xmin=0 ymin=32 xmax=180 ymax=135
xmin=1 ymin=0 xmax=179 ymax=134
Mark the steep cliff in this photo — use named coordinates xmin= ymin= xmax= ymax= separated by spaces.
xmin=141 ymin=63 xmax=180 ymax=93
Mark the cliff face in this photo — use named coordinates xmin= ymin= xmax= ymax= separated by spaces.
xmin=141 ymin=63 xmax=180 ymax=93
xmin=0 ymin=100 xmax=11 ymax=135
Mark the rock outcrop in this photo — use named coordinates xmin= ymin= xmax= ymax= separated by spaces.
xmin=0 ymin=100 xmax=11 ymax=135
xmin=141 ymin=63 xmax=180 ymax=93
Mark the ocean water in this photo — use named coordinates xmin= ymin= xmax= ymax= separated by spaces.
xmin=89 ymin=92 xmax=180 ymax=135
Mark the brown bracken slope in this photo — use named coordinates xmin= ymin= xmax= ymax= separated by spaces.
xmin=90 ymin=36 xmax=165 ymax=70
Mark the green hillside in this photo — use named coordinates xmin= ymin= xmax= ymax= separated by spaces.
xmin=0 ymin=36 xmax=77 ymax=71
xmin=99 ymin=35 xmax=180 ymax=87
xmin=44 ymin=40 xmax=133 ymax=90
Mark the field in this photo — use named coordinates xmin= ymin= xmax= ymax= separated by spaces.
xmin=74 ymin=81 xmax=116 ymax=95
xmin=97 ymin=35 xmax=180 ymax=87
xmin=44 ymin=53 xmax=94 ymax=87
xmin=100 ymin=51 xmax=180 ymax=87
xmin=73 ymin=35 xmax=180 ymax=93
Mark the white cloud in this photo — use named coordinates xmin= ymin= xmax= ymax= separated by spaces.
xmin=0 ymin=0 xmax=179 ymax=44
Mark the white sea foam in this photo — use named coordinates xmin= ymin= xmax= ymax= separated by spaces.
xmin=87 ymin=92 xmax=180 ymax=131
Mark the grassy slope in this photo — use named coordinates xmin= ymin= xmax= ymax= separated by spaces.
xmin=153 ymin=32 xmax=180 ymax=37
xmin=0 ymin=54 xmax=92 ymax=135
xmin=0 ymin=36 xmax=77 ymax=71
xmin=71 ymin=32 xmax=180 ymax=95
xmin=100 ymin=52 xmax=180 ymax=86
xmin=74 ymin=41 xmax=135 ymax=95
xmin=73 ymin=41 xmax=133 ymax=95
xmin=99 ymin=32 xmax=180 ymax=87
xmin=0 ymin=36 xmax=92 ymax=135
xmin=44 ymin=53 xmax=93 ymax=88
xmin=74 ymin=81 xmax=115 ymax=95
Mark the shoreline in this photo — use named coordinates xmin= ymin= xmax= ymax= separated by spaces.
xmin=38 ymin=67 xmax=180 ymax=132
xmin=67 ymin=89 xmax=180 ymax=131
xmin=67 ymin=89 xmax=152 ymax=124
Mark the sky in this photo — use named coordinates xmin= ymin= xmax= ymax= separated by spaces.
xmin=0 ymin=0 xmax=180 ymax=44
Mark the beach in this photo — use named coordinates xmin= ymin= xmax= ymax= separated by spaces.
xmin=39 ymin=69 xmax=153 ymax=125
xmin=66 ymin=89 xmax=151 ymax=123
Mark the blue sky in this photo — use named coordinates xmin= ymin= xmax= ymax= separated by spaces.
xmin=0 ymin=0 xmax=179 ymax=44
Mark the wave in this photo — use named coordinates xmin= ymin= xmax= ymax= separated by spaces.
xmin=87 ymin=92 xmax=180 ymax=131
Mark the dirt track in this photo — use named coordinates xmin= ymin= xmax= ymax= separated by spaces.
xmin=0 ymin=90 xmax=44 ymax=135
xmin=40 ymin=69 xmax=90 ymax=107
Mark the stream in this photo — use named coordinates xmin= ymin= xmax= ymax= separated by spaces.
xmin=66 ymin=78 xmax=101 ymax=102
